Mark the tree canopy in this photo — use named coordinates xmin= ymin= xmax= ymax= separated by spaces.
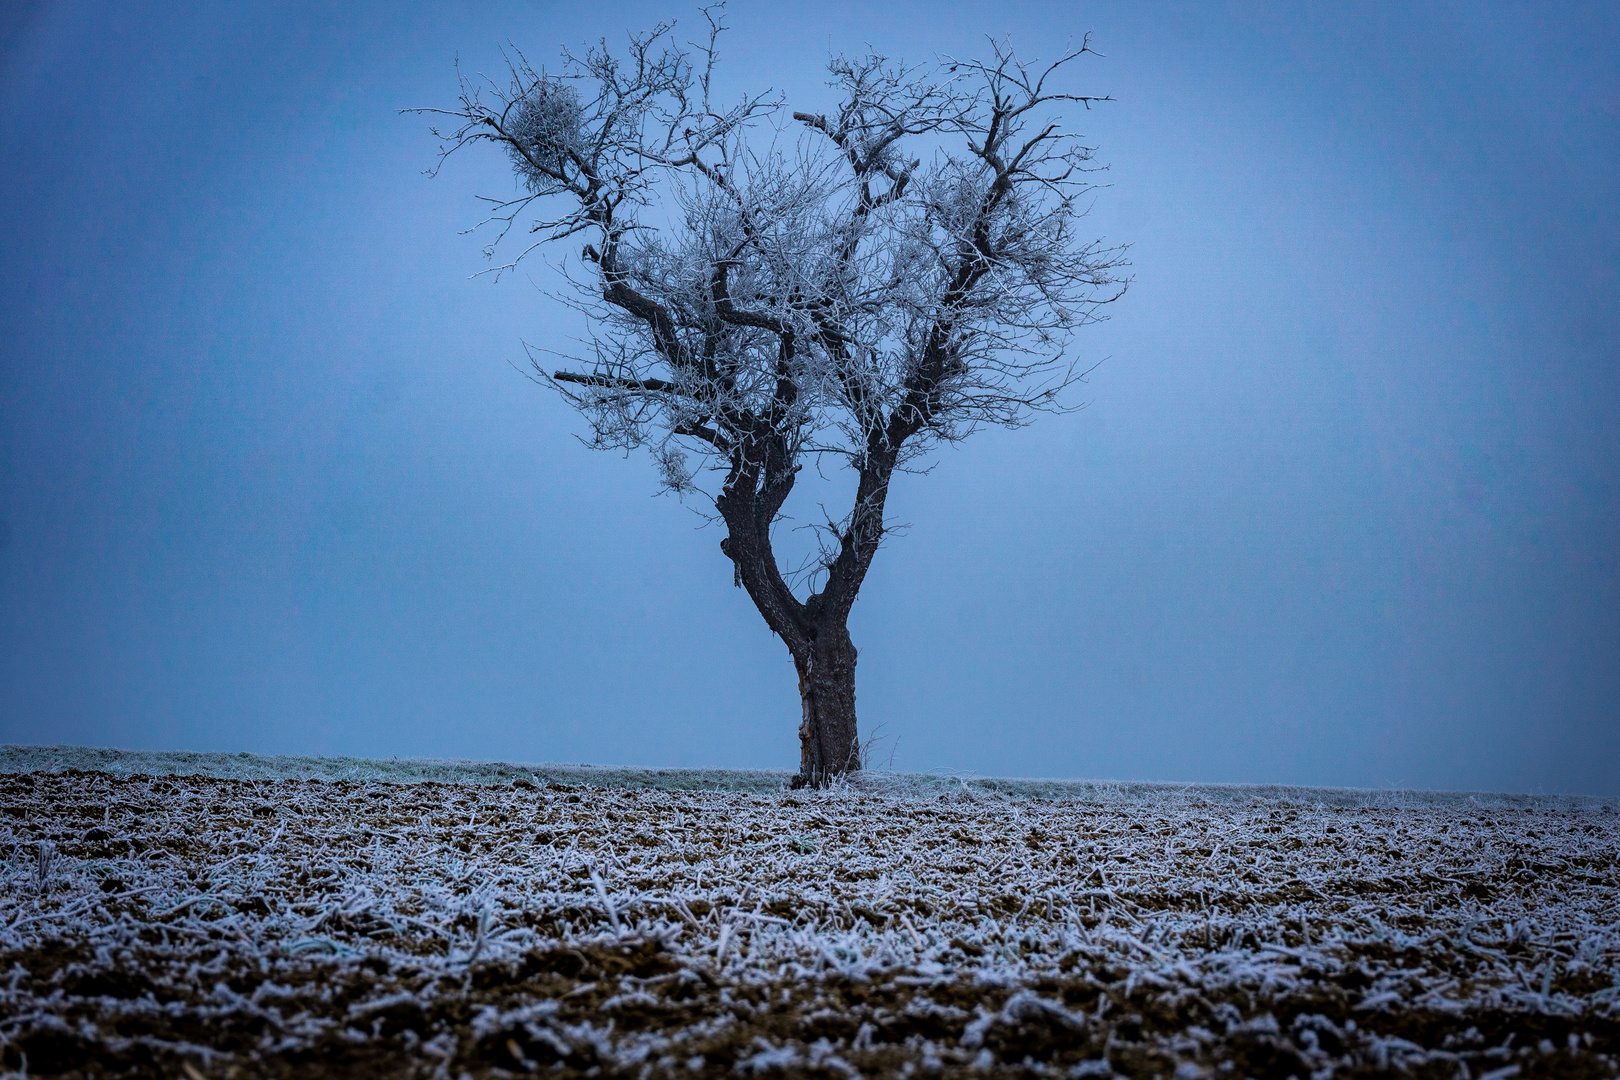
xmin=420 ymin=8 xmax=1127 ymax=782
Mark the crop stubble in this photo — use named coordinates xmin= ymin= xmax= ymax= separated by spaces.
xmin=1 ymin=769 xmax=1617 ymax=1078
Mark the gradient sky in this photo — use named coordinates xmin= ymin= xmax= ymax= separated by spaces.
xmin=1 ymin=0 xmax=1616 ymax=794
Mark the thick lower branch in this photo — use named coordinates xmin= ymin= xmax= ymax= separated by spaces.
xmin=717 ymin=471 xmax=807 ymax=652
xmin=552 ymin=370 xmax=674 ymax=393
xmin=810 ymin=446 xmax=896 ymax=624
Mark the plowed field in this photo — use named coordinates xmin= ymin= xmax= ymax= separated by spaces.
xmin=2 ymin=763 xmax=1617 ymax=1078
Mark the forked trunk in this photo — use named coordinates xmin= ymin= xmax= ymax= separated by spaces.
xmin=791 ymin=625 xmax=860 ymax=788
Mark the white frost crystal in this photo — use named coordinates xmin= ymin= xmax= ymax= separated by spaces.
xmin=0 ymin=755 xmax=1615 ymax=1076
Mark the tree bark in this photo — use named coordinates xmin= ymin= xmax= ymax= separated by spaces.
xmin=790 ymin=624 xmax=860 ymax=788
xmin=716 ymin=447 xmax=891 ymax=788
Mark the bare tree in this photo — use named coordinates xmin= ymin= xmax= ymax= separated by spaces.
xmin=417 ymin=9 xmax=1128 ymax=787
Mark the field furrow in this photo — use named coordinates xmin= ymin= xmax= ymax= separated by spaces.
xmin=2 ymin=767 xmax=1617 ymax=1078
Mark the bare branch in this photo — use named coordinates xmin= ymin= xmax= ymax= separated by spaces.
xmin=422 ymin=15 xmax=1128 ymax=628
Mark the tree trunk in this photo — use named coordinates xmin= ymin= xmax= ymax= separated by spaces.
xmin=791 ymin=624 xmax=860 ymax=788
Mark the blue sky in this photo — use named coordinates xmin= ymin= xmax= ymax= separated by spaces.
xmin=1 ymin=0 xmax=1616 ymax=794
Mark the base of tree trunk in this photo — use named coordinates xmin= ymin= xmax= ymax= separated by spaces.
xmin=792 ymin=630 xmax=861 ymax=788
xmin=788 ymin=766 xmax=861 ymax=790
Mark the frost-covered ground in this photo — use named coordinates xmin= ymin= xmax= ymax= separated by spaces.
xmin=2 ymin=748 xmax=1617 ymax=1078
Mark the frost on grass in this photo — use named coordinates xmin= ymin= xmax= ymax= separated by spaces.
xmin=1 ymin=762 xmax=1617 ymax=1078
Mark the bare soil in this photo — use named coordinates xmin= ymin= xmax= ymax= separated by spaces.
xmin=1 ymin=769 xmax=1616 ymax=1078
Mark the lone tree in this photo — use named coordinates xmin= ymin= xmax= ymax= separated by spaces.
xmin=421 ymin=10 xmax=1127 ymax=787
